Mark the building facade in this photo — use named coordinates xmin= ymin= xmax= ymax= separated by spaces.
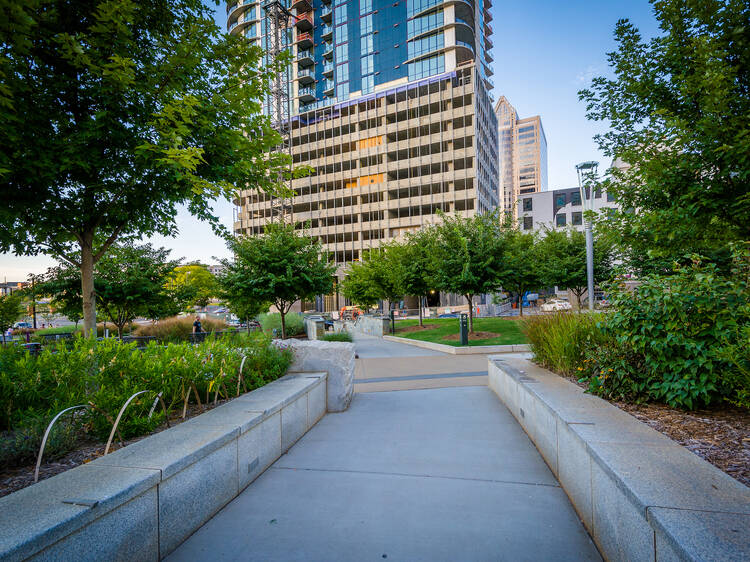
xmin=229 ymin=0 xmax=498 ymax=271
xmin=494 ymin=96 xmax=547 ymax=217
xmin=517 ymin=186 xmax=619 ymax=232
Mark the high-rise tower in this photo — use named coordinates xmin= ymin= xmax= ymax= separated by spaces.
xmin=229 ymin=0 xmax=498 ymax=297
xmin=494 ymin=96 xmax=548 ymax=217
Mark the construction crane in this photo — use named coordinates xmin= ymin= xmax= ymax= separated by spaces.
xmin=262 ymin=0 xmax=294 ymax=224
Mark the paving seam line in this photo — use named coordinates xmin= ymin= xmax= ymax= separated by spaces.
xmin=269 ymin=466 xmax=561 ymax=488
xmin=354 ymin=371 xmax=488 ymax=383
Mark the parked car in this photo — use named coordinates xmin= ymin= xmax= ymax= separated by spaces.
xmin=437 ymin=313 xmax=459 ymax=318
xmin=540 ymin=299 xmax=572 ymax=312
xmin=13 ymin=322 xmax=32 ymax=330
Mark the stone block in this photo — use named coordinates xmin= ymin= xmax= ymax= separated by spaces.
xmin=648 ymin=507 xmax=750 ymax=562
xmin=286 ymin=340 xmax=355 ymax=412
xmin=233 ymin=375 xmax=314 ymax=416
xmin=281 ymin=393 xmax=308 ymax=452
xmin=591 ymin=460 xmax=654 ymax=562
xmin=92 ymin=421 xmax=238 ymax=480
xmin=158 ymin=439 xmax=239 ymax=558
xmin=183 ymin=400 xmax=264 ymax=434
xmin=586 ymin=441 xmax=750 ymax=516
xmin=257 ymin=411 xmax=282 ymax=472
xmin=0 ymin=464 xmax=159 ymax=561
xmin=557 ymin=420 xmax=593 ymax=531
xmin=30 ymin=488 xmax=158 ymax=562
xmin=307 ymin=376 xmax=327 ymax=428
xmin=531 ymin=399 xmax=558 ymax=475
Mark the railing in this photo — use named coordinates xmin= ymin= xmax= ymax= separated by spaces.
xmin=297 ymin=49 xmax=313 ymax=60
xmin=298 ymin=86 xmax=316 ymax=98
xmin=297 ymin=68 xmax=315 ymax=79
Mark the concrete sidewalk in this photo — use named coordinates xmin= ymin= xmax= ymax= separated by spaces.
xmin=167 ymin=385 xmax=600 ymax=561
xmin=353 ymin=334 xmax=529 ymax=392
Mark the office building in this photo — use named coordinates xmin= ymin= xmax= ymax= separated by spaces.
xmin=228 ymin=0 xmax=499 ymax=275
xmin=494 ymin=96 xmax=547 ymax=217
xmin=517 ymin=186 xmax=619 ymax=232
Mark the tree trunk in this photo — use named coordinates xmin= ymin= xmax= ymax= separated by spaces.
xmin=518 ymin=292 xmax=524 ymax=317
xmin=280 ymin=308 xmax=287 ymax=340
xmin=418 ymin=297 xmax=423 ymax=328
xmin=465 ymin=294 xmax=474 ymax=333
xmin=80 ymin=234 xmax=97 ymax=337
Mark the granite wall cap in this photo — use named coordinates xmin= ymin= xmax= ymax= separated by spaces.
xmin=91 ymin=421 xmax=238 ymax=480
xmin=648 ymin=506 xmax=750 ymax=562
xmin=0 ymin=464 xmax=159 ymax=561
xmin=182 ymin=401 xmax=265 ymax=434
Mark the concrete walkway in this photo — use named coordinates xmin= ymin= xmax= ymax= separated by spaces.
xmin=354 ymin=334 xmax=530 ymax=392
xmin=168 ymin=337 xmax=600 ymax=561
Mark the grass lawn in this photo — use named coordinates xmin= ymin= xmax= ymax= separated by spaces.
xmin=391 ymin=317 xmax=527 ymax=347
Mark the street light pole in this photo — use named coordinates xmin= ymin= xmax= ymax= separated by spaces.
xmin=576 ymin=161 xmax=599 ymax=312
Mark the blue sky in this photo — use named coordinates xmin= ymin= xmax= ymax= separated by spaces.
xmin=1 ymin=0 xmax=660 ymax=280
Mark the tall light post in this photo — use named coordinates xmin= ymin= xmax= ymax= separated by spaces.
xmin=576 ymin=161 xmax=599 ymax=312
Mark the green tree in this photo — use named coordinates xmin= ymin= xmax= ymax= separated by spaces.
xmin=579 ymin=1 xmax=750 ymax=274
xmin=219 ymin=223 xmax=336 ymax=339
xmin=39 ymin=243 xmax=180 ymax=337
xmin=394 ymin=230 xmax=437 ymax=327
xmin=0 ymin=293 xmax=23 ymax=338
xmin=169 ymin=264 xmax=218 ymax=311
xmin=538 ymin=229 xmax=615 ymax=310
xmin=0 ymin=0 xmax=294 ymax=336
xmin=340 ymin=258 xmax=383 ymax=310
xmin=430 ymin=212 xmax=506 ymax=333
xmin=497 ymin=229 xmax=542 ymax=317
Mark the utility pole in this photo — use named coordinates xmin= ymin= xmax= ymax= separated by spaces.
xmin=262 ymin=0 xmax=293 ymax=224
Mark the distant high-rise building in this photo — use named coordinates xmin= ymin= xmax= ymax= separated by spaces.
xmin=494 ymin=96 xmax=547 ymax=217
xmin=229 ymin=0 xmax=499 ymax=274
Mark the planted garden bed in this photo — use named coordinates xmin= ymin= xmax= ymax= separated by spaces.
xmin=0 ymin=332 xmax=292 ymax=496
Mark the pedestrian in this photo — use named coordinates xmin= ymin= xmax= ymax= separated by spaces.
xmin=192 ymin=316 xmax=202 ymax=334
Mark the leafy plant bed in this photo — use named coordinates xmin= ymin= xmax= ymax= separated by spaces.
xmin=0 ymin=401 xmax=223 ymax=498
xmin=392 ymin=317 xmax=526 ymax=347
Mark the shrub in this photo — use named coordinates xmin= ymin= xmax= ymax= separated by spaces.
xmin=320 ymin=332 xmax=353 ymax=342
xmin=582 ymin=253 xmax=749 ymax=409
xmin=258 ymin=312 xmax=305 ymax=337
xmin=0 ymin=331 xmax=292 ymax=467
xmin=521 ymin=313 xmax=606 ymax=376
xmin=133 ymin=316 xmax=228 ymax=342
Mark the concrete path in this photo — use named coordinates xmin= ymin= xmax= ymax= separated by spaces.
xmin=168 ymin=336 xmax=600 ymax=561
xmin=354 ymin=334 xmax=530 ymax=392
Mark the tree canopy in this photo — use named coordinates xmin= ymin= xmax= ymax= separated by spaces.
xmin=0 ymin=0 xmax=293 ymax=334
xmin=218 ymin=223 xmax=336 ymax=339
xmin=430 ymin=211 xmax=506 ymax=332
xmin=579 ymin=0 xmax=750 ymax=274
xmin=169 ymin=264 xmax=218 ymax=310
xmin=39 ymin=242 xmax=180 ymax=336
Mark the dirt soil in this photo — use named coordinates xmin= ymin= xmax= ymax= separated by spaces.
xmin=397 ymin=324 xmax=439 ymax=333
xmin=442 ymin=331 xmax=502 ymax=341
xmin=614 ymin=401 xmax=750 ymax=488
xmin=0 ymin=401 xmax=231 ymax=499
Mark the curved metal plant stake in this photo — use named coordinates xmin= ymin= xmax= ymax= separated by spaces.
xmin=104 ymin=390 xmax=151 ymax=456
xmin=34 ymin=404 xmax=88 ymax=483
xmin=147 ymin=391 xmax=170 ymax=428
xmin=236 ymin=355 xmax=247 ymax=397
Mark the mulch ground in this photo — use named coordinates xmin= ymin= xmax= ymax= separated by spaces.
xmin=442 ymin=331 xmax=502 ymax=341
xmin=614 ymin=401 xmax=750 ymax=488
xmin=0 ymin=401 xmax=232 ymax=499
xmin=396 ymin=324 xmax=439 ymax=334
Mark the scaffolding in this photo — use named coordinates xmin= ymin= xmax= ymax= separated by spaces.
xmin=262 ymin=0 xmax=293 ymax=223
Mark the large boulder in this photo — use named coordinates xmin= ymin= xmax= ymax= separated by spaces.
xmin=284 ymin=340 xmax=355 ymax=412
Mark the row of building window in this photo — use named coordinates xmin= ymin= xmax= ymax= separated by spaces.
xmin=407 ymin=10 xmax=443 ymax=38
xmin=407 ymin=32 xmax=444 ymax=60
xmin=407 ymin=53 xmax=445 ymax=82
xmin=521 ymin=190 xmax=616 ymax=212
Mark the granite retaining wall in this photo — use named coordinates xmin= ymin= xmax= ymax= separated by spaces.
xmin=488 ymin=356 xmax=750 ymax=562
xmin=0 ymin=371 xmax=334 ymax=561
